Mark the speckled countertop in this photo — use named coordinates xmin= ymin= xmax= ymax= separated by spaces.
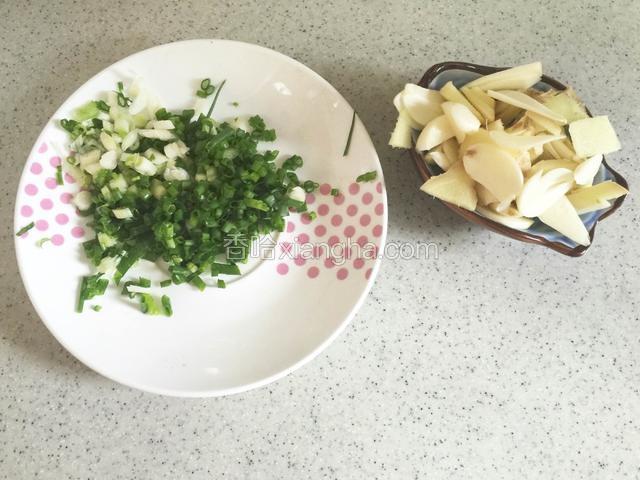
xmin=2 ymin=1 xmax=640 ymax=478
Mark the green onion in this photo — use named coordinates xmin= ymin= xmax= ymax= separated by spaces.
xmin=245 ymin=198 xmax=269 ymax=211
xmin=308 ymin=211 xmax=317 ymax=221
xmin=74 ymin=101 xmax=101 ymax=121
xmin=161 ymin=295 xmax=172 ymax=316
xmin=61 ymin=79 xmax=319 ymax=315
xmin=206 ymin=79 xmax=226 ymax=117
xmin=139 ymin=293 xmax=161 ymax=315
xmin=190 ymin=275 xmax=206 ymax=291
xmin=95 ymin=100 xmax=110 ymax=113
xmin=231 ymin=101 xmax=239 ymax=107
xmin=330 ymin=188 xmax=340 ymax=196
xmin=196 ymin=78 xmax=216 ymax=98
xmin=15 ymin=222 xmax=35 ymax=237
xmin=36 ymin=237 xmax=51 ymax=247
xmin=115 ymin=81 xmax=131 ymax=107
xmin=113 ymin=250 xmax=142 ymax=285
xmin=287 ymin=199 xmax=307 ymax=212
xmin=211 ymin=263 xmax=241 ymax=276
xmin=303 ymin=180 xmax=319 ymax=193
xmin=60 ymin=119 xmax=75 ymax=132
xmin=356 ymin=170 xmax=378 ymax=183
xmin=55 ymin=165 xmax=64 ymax=185
xmin=91 ymin=305 xmax=102 ymax=312
xmin=343 ymin=110 xmax=356 ymax=156
xmin=121 ymin=277 xmax=152 ymax=298
xmin=77 ymin=273 xmax=108 ymax=313
xmin=217 ymin=279 xmax=226 ymax=289
xmin=282 ymin=155 xmax=303 ymax=170
xmin=60 ymin=118 xmax=84 ymax=139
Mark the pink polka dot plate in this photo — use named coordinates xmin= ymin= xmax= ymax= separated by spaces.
xmin=13 ymin=40 xmax=387 ymax=397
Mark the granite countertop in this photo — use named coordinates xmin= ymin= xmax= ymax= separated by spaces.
xmin=1 ymin=1 xmax=639 ymax=478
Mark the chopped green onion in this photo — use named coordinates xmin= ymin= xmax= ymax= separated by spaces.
xmin=282 ymin=155 xmax=303 ymax=170
xmin=190 ymin=275 xmax=206 ymax=291
xmin=217 ymin=279 xmax=226 ymax=289
xmin=343 ymin=110 xmax=356 ymax=156
xmin=121 ymin=277 xmax=152 ymax=298
xmin=60 ymin=79 xmax=319 ymax=315
xmin=121 ymin=282 xmax=136 ymax=298
xmin=15 ymin=222 xmax=35 ymax=237
xmin=139 ymin=293 xmax=161 ymax=315
xmin=161 ymin=295 xmax=173 ymax=316
xmin=74 ymin=101 xmax=101 ymax=121
xmin=115 ymin=82 xmax=131 ymax=107
xmin=330 ymin=188 xmax=340 ymax=196
xmin=113 ymin=250 xmax=142 ymax=285
xmin=77 ymin=273 xmax=108 ymax=313
xmin=91 ymin=305 xmax=102 ymax=312
xmin=356 ymin=170 xmax=378 ymax=183
xmin=206 ymin=79 xmax=226 ymax=117
xmin=245 ymin=198 xmax=270 ymax=211
xmin=231 ymin=101 xmax=239 ymax=107
xmin=196 ymin=78 xmax=216 ymax=98
xmin=60 ymin=119 xmax=75 ymax=131
xmin=211 ymin=263 xmax=241 ymax=276
xmin=287 ymin=198 xmax=307 ymax=212
xmin=60 ymin=119 xmax=75 ymax=132
xmin=36 ymin=237 xmax=51 ymax=247
xmin=308 ymin=211 xmax=317 ymax=221
xmin=55 ymin=165 xmax=64 ymax=185
xmin=303 ymin=180 xmax=319 ymax=193
xmin=95 ymin=100 xmax=110 ymax=113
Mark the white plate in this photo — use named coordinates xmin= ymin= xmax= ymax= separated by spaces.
xmin=13 ymin=40 xmax=387 ymax=397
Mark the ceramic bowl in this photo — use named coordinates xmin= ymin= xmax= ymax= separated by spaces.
xmin=410 ymin=62 xmax=628 ymax=257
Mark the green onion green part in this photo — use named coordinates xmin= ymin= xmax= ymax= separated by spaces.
xmin=161 ymin=295 xmax=172 ymax=316
xmin=356 ymin=170 xmax=378 ymax=183
xmin=160 ymin=279 xmax=172 ymax=288
xmin=343 ymin=110 xmax=356 ymax=156
xmin=206 ymin=79 xmax=226 ymax=117
xmin=211 ymin=263 xmax=241 ymax=276
xmin=95 ymin=100 xmax=110 ymax=113
xmin=196 ymin=78 xmax=215 ymax=98
xmin=15 ymin=222 xmax=35 ymax=237
xmin=217 ymin=279 xmax=226 ymax=289
xmin=139 ymin=293 xmax=161 ymax=315
xmin=190 ymin=275 xmax=206 ymax=291
xmin=77 ymin=273 xmax=108 ymax=313
xmin=55 ymin=165 xmax=64 ymax=185
xmin=115 ymin=81 xmax=132 ymax=107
